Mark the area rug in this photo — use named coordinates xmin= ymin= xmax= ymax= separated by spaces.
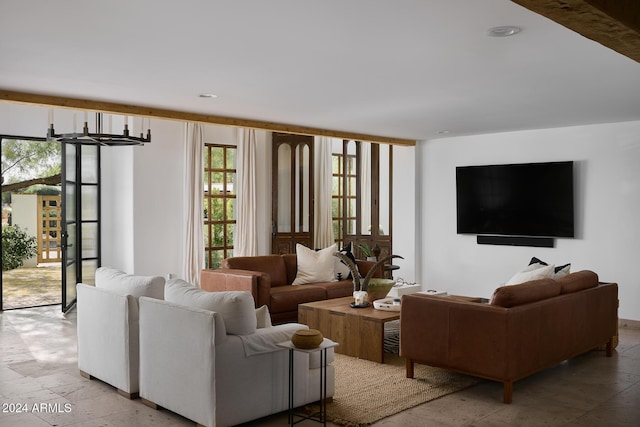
xmin=314 ymin=353 xmax=479 ymax=427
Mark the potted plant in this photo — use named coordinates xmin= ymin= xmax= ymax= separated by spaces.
xmin=334 ymin=252 xmax=403 ymax=306
xmin=355 ymin=243 xmax=377 ymax=261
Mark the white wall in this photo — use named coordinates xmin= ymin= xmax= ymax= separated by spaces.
xmin=392 ymin=145 xmax=417 ymax=281
xmin=419 ymin=121 xmax=640 ymax=321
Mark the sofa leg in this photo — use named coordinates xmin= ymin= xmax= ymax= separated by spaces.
xmin=117 ymin=389 xmax=139 ymax=399
xmin=406 ymin=358 xmax=414 ymax=378
xmin=503 ymin=381 xmax=513 ymax=404
xmin=79 ymin=370 xmax=92 ymax=380
xmin=141 ymin=398 xmax=162 ymax=410
xmin=606 ymin=337 xmax=613 ymax=357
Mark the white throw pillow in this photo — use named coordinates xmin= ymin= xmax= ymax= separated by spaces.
xmin=292 ymin=243 xmax=338 ymax=285
xmin=506 ymin=263 xmax=555 ymax=285
xmin=255 ymin=305 xmax=272 ymax=328
xmin=554 ymin=263 xmax=571 ymax=279
xmin=165 ymin=279 xmax=257 ymax=335
xmin=529 ymin=257 xmax=571 ymax=279
xmin=95 ymin=267 xmax=165 ymax=300
xmin=334 ymin=258 xmax=351 ymax=281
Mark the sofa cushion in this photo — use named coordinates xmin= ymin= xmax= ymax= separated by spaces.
xmin=292 ymin=244 xmax=337 ymax=285
xmin=95 ymin=267 xmax=165 ymax=300
xmin=223 ymin=255 xmax=289 ymax=287
xmin=556 ymin=270 xmax=599 ymax=294
xmin=269 ymin=285 xmax=327 ymax=313
xmin=490 ymin=278 xmax=561 ymax=308
xmin=255 ymin=305 xmax=273 ymax=328
xmin=313 ymin=280 xmax=354 ymax=300
xmin=506 ymin=263 xmax=555 ymax=285
xmin=165 ymin=279 xmax=257 ymax=335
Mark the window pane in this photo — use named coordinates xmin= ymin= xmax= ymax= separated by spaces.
xmin=226 ymin=199 xmax=235 ymax=220
xmin=204 ymin=224 xmax=210 ymax=246
xmin=81 ymin=145 xmax=99 ymax=183
xmin=226 ymin=223 xmax=234 ymax=246
xmin=277 ymin=144 xmax=292 ymax=232
xmin=226 ymin=172 xmax=236 ymax=195
xmin=213 ymin=224 xmax=224 ymax=246
xmin=211 ymin=147 xmax=224 ymax=169
xmin=211 ymin=172 xmax=223 ymax=194
xmin=210 ymin=250 xmax=224 ymax=269
xmin=226 ymin=148 xmax=235 ymax=169
xmin=211 ymin=198 xmax=223 ymax=221
xmin=348 ymin=199 xmax=356 ymax=217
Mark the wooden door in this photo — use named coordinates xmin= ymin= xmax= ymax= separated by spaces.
xmin=271 ymin=133 xmax=314 ymax=254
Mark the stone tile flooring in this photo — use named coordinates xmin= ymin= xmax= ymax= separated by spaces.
xmin=1 ymin=305 xmax=639 ymax=426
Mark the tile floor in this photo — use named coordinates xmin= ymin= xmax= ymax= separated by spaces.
xmin=1 ymin=305 xmax=639 ymax=426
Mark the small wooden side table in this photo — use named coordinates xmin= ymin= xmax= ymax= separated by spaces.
xmin=277 ymin=338 xmax=339 ymax=426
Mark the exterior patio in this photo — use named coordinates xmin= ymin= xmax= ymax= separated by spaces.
xmin=1 ymin=264 xmax=61 ymax=309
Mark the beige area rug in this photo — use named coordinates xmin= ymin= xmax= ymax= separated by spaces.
xmin=315 ymin=354 xmax=479 ymax=427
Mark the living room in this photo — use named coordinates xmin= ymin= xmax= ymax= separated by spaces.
xmin=2 ymin=1 xmax=640 ymax=426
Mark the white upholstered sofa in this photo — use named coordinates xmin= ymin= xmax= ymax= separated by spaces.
xmin=139 ymin=279 xmax=335 ymax=427
xmin=76 ymin=267 xmax=165 ymax=398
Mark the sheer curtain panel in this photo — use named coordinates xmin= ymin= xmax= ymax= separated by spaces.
xmin=182 ymin=123 xmax=205 ymax=286
xmin=234 ymin=128 xmax=258 ymax=256
xmin=314 ymin=136 xmax=334 ymax=248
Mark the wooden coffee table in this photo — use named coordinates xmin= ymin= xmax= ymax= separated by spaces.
xmin=298 ymin=296 xmax=400 ymax=363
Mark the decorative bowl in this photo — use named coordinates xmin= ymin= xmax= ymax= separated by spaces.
xmin=291 ymin=329 xmax=324 ymax=349
xmin=365 ymin=278 xmax=396 ymax=303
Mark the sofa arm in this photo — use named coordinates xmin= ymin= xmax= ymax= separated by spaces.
xmin=139 ymin=297 xmax=218 ymax=427
xmin=201 ymin=268 xmax=272 ymax=308
xmin=77 ymin=283 xmax=139 ymax=395
xmin=400 ymin=295 xmax=509 ymax=379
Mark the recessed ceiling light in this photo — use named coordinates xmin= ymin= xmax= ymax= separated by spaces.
xmin=198 ymin=93 xmax=218 ymax=98
xmin=487 ymin=26 xmax=521 ymax=37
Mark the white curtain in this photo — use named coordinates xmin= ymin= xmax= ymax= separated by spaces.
xmin=314 ymin=136 xmax=334 ymax=248
xmin=234 ymin=128 xmax=258 ymax=256
xmin=181 ymin=123 xmax=204 ymax=286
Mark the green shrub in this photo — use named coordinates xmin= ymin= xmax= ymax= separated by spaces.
xmin=2 ymin=225 xmax=37 ymax=271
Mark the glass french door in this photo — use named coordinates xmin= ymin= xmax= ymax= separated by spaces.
xmin=61 ymin=142 xmax=100 ymax=312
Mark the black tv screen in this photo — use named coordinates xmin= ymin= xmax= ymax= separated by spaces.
xmin=456 ymin=161 xmax=574 ymax=238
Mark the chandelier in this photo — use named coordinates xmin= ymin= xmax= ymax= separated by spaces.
xmin=47 ymin=112 xmax=151 ymax=146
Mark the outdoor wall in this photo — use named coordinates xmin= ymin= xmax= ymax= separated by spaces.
xmin=10 ymin=193 xmax=38 ymax=267
xmin=418 ymin=120 xmax=640 ymax=321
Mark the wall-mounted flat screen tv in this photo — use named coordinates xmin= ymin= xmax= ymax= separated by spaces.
xmin=456 ymin=161 xmax=574 ymax=238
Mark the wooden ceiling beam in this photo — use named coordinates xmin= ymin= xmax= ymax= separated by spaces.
xmin=512 ymin=0 xmax=640 ymax=63
xmin=0 ymin=89 xmax=416 ymax=147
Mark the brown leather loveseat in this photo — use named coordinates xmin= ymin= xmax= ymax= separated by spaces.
xmin=400 ymin=271 xmax=618 ymax=403
xmin=201 ymin=254 xmax=379 ymax=324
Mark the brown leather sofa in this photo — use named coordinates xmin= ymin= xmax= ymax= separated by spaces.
xmin=200 ymin=254 xmax=380 ymax=324
xmin=400 ymin=271 xmax=618 ymax=403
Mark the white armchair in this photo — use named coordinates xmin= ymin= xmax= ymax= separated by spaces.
xmin=76 ymin=267 xmax=164 ymax=398
xmin=139 ymin=279 xmax=334 ymax=427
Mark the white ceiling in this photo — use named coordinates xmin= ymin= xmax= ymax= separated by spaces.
xmin=1 ymin=0 xmax=640 ymax=142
